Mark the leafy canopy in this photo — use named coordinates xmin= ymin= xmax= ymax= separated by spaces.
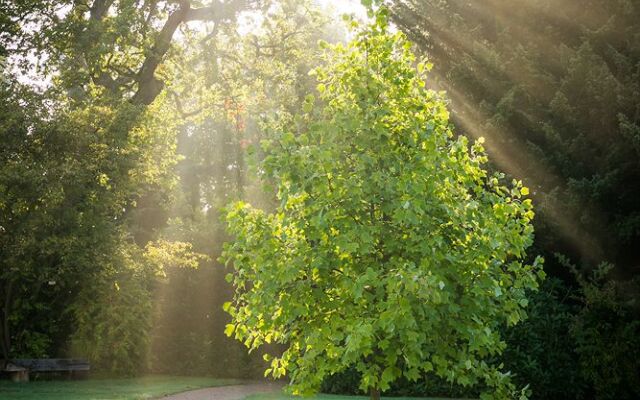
xmin=222 ymin=11 xmax=544 ymax=400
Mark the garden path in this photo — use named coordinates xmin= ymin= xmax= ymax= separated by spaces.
xmin=160 ymin=381 xmax=284 ymax=400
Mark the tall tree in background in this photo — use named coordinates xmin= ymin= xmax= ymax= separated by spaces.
xmin=0 ymin=0 xmax=255 ymax=372
xmin=387 ymin=0 xmax=640 ymax=278
xmin=1 ymin=0 xmax=261 ymax=106
xmin=0 ymin=74 xmax=208 ymax=373
xmin=148 ymin=0 xmax=339 ymax=377
xmin=387 ymin=1 xmax=640 ymax=399
xmin=0 ymin=83 xmax=108 ymax=365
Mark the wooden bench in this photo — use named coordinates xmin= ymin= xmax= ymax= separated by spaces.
xmin=4 ymin=359 xmax=90 ymax=382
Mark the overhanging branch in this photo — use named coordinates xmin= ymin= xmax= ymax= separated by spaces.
xmin=131 ymin=1 xmax=191 ymax=105
xmin=87 ymin=0 xmax=251 ymax=106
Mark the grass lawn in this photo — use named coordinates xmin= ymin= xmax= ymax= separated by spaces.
xmin=0 ymin=375 xmax=240 ymax=400
xmin=245 ymin=392 xmax=468 ymax=400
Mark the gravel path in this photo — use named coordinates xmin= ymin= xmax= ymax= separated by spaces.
xmin=159 ymin=381 xmax=285 ymax=400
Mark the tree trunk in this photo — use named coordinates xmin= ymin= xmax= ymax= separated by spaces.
xmin=369 ymin=387 xmax=381 ymax=400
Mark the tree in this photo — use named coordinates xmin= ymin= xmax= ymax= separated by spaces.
xmin=0 ymin=77 xmax=203 ymax=371
xmin=1 ymin=0 xmax=332 ymax=375
xmin=0 ymin=82 xmax=120 ymax=365
xmin=222 ymin=12 xmax=543 ymax=400
xmin=1 ymin=0 xmax=261 ymax=106
xmin=387 ymin=2 xmax=640 ymax=398
xmin=387 ymin=0 xmax=640 ymax=279
xmin=0 ymin=0 xmax=254 ymax=370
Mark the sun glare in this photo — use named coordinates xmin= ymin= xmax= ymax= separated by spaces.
xmin=317 ymin=0 xmax=368 ymax=19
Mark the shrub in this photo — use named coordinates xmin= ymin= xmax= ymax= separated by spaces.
xmin=569 ymin=263 xmax=640 ymax=400
xmin=500 ymin=278 xmax=585 ymax=400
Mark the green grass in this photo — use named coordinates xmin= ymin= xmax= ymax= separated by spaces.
xmin=0 ymin=375 xmax=240 ymax=400
xmin=244 ymin=392 xmax=467 ymax=400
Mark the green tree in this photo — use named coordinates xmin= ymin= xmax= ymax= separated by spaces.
xmin=0 ymin=0 xmax=252 ymax=371
xmin=2 ymin=0 xmax=331 ymax=375
xmin=387 ymin=0 xmax=640 ymax=278
xmin=387 ymin=1 xmax=640 ymax=398
xmin=0 ymin=78 xmax=202 ymax=371
xmin=222 ymin=13 xmax=543 ymax=400
xmin=0 ymin=82 xmax=122 ymax=364
xmin=1 ymin=0 xmax=261 ymax=106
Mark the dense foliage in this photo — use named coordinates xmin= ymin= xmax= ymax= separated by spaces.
xmin=0 ymin=76 xmax=206 ymax=372
xmin=388 ymin=0 xmax=640 ymax=277
xmin=0 ymin=84 xmax=105 ymax=361
xmin=387 ymin=0 xmax=640 ymax=398
xmin=222 ymin=13 xmax=543 ymax=400
xmin=1 ymin=0 xmax=340 ymax=377
xmin=323 ymin=278 xmax=582 ymax=400
xmin=0 ymin=0 xmax=234 ymax=372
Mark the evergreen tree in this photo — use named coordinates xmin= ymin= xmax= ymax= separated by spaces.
xmin=388 ymin=0 xmax=640 ymax=277
xmin=388 ymin=1 xmax=640 ymax=398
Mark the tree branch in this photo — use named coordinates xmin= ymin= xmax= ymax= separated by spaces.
xmin=131 ymin=0 xmax=247 ymax=105
xmin=131 ymin=1 xmax=191 ymax=105
xmin=85 ymin=0 xmax=251 ymax=106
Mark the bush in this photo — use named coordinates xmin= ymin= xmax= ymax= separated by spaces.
xmin=70 ymin=244 xmax=154 ymax=375
xmin=569 ymin=263 xmax=640 ymax=400
xmin=500 ymin=278 xmax=585 ymax=400
xmin=321 ymin=366 xmax=479 ymax=398
xmin=321 ymin=274 xmax=640 ymax=400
